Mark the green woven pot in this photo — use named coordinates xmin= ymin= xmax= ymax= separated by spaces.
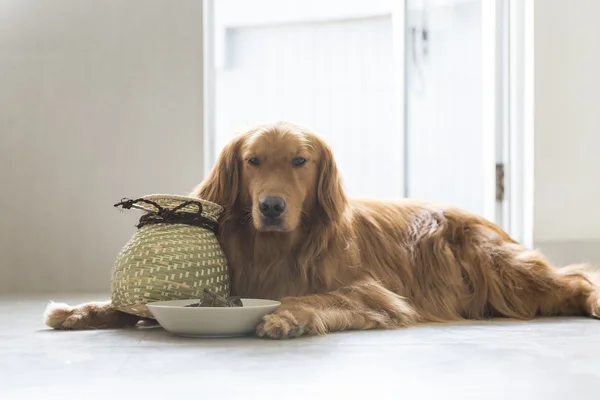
xmin=111 ymin=194 xmax=229 ymax=318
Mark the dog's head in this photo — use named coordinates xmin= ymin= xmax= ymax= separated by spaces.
xmin=195 ymin=122 xmax=346 ymax=232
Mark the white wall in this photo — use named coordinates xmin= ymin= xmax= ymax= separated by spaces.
xmin=0 ymin=0 xmax=204 ymax=292
xmin=534 ymin=0 xmax=600 ymax=264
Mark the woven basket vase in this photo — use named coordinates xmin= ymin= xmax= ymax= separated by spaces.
xmin=111 ymin=194 xmax=229 ymax=318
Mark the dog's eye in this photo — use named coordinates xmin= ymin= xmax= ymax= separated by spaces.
xmin=292 ymin=157 xmax=307 ymax=167
xmin=247 ymin=157 xmax=260 ymax=166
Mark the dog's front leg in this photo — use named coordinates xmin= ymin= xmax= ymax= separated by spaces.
xmin=256 ymin=279 xmax=419 ymax=339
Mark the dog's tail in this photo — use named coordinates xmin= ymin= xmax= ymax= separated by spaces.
xmin=43 ymin=300 xmax=141 ymax=330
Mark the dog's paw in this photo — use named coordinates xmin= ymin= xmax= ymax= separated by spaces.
xmin=43 ymin=302 xmax=84 ymax=330
xmin=43 ymin=300 xmax=139 ymax=330
xmin=256 ymin=310 xmax=305 ymax=339
xmin=256 ymin=309 xmax=322 ymax=339
xmin=589 ymin=292 xmax=600 ymax=319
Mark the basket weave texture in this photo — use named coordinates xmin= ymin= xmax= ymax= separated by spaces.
xmin=111 ymin=194 xmax=229 ymax=318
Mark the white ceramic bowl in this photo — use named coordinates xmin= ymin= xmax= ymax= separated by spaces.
xmin=146 ymin=299 xmax=281 ymax=337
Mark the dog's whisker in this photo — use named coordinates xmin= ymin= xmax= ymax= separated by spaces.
xmin=241 ymin=208 xmax=254 ymax=224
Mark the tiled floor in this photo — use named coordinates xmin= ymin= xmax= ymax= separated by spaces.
xmin=1 ymin=294 xmax=600 ymax=400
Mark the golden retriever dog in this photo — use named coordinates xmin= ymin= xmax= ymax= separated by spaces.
xmin=45 ymin=121 xmax=600 ymax=338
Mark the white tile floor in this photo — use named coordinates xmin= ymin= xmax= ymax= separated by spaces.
xmin=2 ymin=294 xmax=600 ymax=400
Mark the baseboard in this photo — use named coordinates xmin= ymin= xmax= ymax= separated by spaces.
xmin=534 ymin=240 xmax=600 ymax=267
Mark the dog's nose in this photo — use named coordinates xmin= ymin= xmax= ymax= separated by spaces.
xmin=259 ymin=196 xmax=286 ymax=218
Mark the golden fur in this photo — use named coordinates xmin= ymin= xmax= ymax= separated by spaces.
xmin=45 ymin=121 xmax=600 ymax=338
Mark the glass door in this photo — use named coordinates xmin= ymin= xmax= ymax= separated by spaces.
xmin=404 ymin=0 xmax=504 ymax=224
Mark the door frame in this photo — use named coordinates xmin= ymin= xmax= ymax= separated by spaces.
xmin=484 ymin=0 xmax=534 ymax=246
xmin=505 ymin=0 xmax=535 ymax=247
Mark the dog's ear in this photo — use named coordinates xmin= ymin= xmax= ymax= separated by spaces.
xmin=192 ymin=135 xmax=243 ymax=218
xmin=316 ymin=140 xmax=347 ymax=223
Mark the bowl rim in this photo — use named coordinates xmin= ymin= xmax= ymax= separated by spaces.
xmin=146 ymin=298 xmax=281 ymax=310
